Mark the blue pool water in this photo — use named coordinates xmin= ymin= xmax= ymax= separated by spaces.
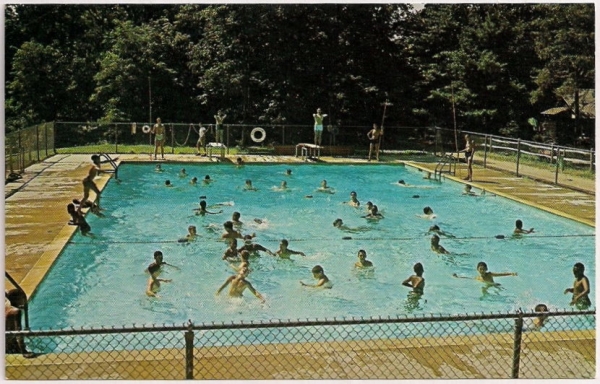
xmin=30 ymin=163 xmax=594 ymax=331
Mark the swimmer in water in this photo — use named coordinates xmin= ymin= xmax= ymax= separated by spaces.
xmin=317 ymin=179 xmax=335 ymax=194
xmin=195 ymin=200 xmax=223 ymax=215
xmin=178 ymin=225 xmax=197 ymax=243
xmin=216 ymin=267 xmax=265 ymax=303
xmin=402 ymin=262 xmax=425 ymax=294
xmin=363 ymin=205 xmax=384 ymax=219
xmin=239 ymin=235 xmax=275 ymax=256
xmin=430 ymin=234 xmax=449 ymax=254
xmin=275 ymin=239 xmax=305 ymax=259
xmin=244 ymin=179 xmax=258 ymax=191
xmin=230 ymin=250 xmax=251 ymax=273
xmin=513 ymin=219 xmax=534 ymax=234
xmin=222 ymin=238 xmax=239 ymax=260
xmin=165 ymin=180 xmax=173 ymax=187
xmin=179 ymin=168 xmax=187 ymax=178
xmin=463 ymin=184 xmax=477 ymax=196
xmin=203 ymin=175 xmax=214 ymax=184
xmin=345 ymin=191 xmax=360 ymax=207
xmin=354 ymin=250 xmax=373 ymax=268
xmin=285 ymin=169 xmax=292 ymax=176
xmin=190 ymin=177 xmax=198 ymax=185
xmin=564 ymin=262 xmax=591 ymax=309
xmin=236 ymin=157 xmax=244 ymax=167
xmin=428 ymin=225 xmax=455 ymax=238
xmin=532 ymin=303 xmax=549 ymax=329
xmin=300 ymin=265 xmax=332 ymax=288
xmin=273 ymin=180 xmax=288 ymax=191
xmin=333 ymin=218 xmax=369 ymax=233
xmin=146 ymin=271 xmax=172 ymax=297
xmin=231 ymin=211 xmax=243 ymax=227
xmin=221 ymin=221 xmax=255 ymax=240
xmin=155 ymin=164 xmax=163 ymax=173
xmin=417 ymin=206 xmax=436 ymax=219
xmin=452 ymin=261 xmax=517 ymax=284
xmin=147 ymin=250 xmax=179 ymax=275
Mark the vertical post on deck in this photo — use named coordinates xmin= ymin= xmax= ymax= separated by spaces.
xmin=515 ymin=139 xmax=521 ymax=177
xmin=115 ymin=124 xmax=119 ymax=154
xmin=184 ymin=320 xmax=194 ymax=379
xmin=171 ymin=124 xmax=175 ymax=154
xmin=555 ymin=149 xmax=560 ymax=184
xmin=35 ymin=124 xmax=40 ymax=161
xmin=512 ymin=315 xmax=524 ymax=378
xmin=483 ymin=135 xmax=488 ymax=168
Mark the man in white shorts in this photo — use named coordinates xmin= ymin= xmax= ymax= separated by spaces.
xmin=196 ymin=124 xmax=207 ymax=156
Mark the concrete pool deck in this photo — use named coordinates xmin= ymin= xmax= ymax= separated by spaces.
xmin=4 ymin=153 xmax=596 ymax=379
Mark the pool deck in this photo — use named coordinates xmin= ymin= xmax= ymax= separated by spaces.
xmin=4 ymin=153 xmax=596 ymax=379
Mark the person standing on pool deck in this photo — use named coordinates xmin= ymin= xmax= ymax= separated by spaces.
xmin=275 ymin=239 xmax=306 ymax=259
xmin=196 ymin=123 xmax=207 ymax=156
xmin=151 ymin=117 xmax=166 ymax=160
xmin=216 ymin=267 xmax=265 ymax=303
xmin=313 ymin=108 xmax=328 ymax=146
xmin=300 ymin=265 xmax=332 ymax=288
xmin=214 ymin=110 xmax=227 ymax=144
xmin=367 ymin=123 xmax=383 ymax=161
xmin=564 ymin=262 xmax=591 ymax=309
xmin=402 ymin=263 xmax=425 ymax=294
xmin=460 ymin=134 xmax=475 ymax=181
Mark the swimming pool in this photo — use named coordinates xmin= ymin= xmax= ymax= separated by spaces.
xmin=29 ymin=163 xmax=594 ymax=331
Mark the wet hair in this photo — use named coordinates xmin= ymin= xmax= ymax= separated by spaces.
xmin=188 ymin=225 xmax=196 ymax=232
xmin=91 ymin=155 xmax=100 ymax=162
xmin=280 ymin=239 xmax=289 ymax=246
xmin=398 ymin=180 xmax=405 ymax=185
xmin=477 ymin=261 xmax=488 ymax=270
xmin=199 ymin=200 xmax=207 ymax=208
xmin=205 ymin=175 xmax=211 ymax=180
xmin=423 ymin=206 xmax=433 ymax=215
xmin=534 ymin=304 xmax=548 ymax=313
xmin=515 ymin=219 xmax=523 ymax=229
xmin=165 ymin=180 xmax=171 ymax=186
xmin=371 ymin=205 xmax=379 ymax=214
xmin=154 ymin=251 xmax=163 ymax=258
xmin=429 ymin=225 xmax=440 ymax=231
xmin=366 ymin=201 xmax=373 ymax=207
xmin=181 ymin=168 xmax=186 ymax=173
xmin=465 ymin=184 xmax=472 ymax=190
xmin=414 ymin=262 xmax=424 ymax=275
xmin=236 ymin=157 xmax=243 ymax=163
xmin=232 ymin=211 xmax=241 ymax=219
xmin=333 ymin=219 xmax=343 ymax=227
xmin=573 ymin=262 xmax=585 ymax=276
xmin=312 ymin=265 xmax=324 ymax=274
xmin=191 ymin=177 xmax=198 ymax=182
xmin=286 ymin=169 xmax=292 ymax=174
xmin=358 ymin=249 xmax=366 ymax=257
xmin=243 ymin=234 xmax=253 ymax=241
xmin=246 ymin=179 xmax=252 ymax=184
xmin=350 ymin=191 xmax=357 ymax=196
xmin=223 ymin=221 xmax=234 ymax=230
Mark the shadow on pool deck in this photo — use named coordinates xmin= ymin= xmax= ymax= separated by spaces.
xmin=4 ymin=153 xmax=595 ymax=379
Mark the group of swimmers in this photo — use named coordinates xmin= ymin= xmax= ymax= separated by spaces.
xmin=72 ymin=157 xmax=590 ymax=316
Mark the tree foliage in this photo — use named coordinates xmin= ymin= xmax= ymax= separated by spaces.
xmin=5 ymin=3 xmax=595 ymax=145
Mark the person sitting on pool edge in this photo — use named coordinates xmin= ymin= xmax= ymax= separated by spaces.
xmin=300 ymin=265 xmax=332 ymax=288
xmin=354 ymin=250 xmax=373 ymax=268
xmin=402 ymin=262 xmax=425 ymax=294
xmin=216 ymin=266 xmax=265 ymax=303
xmin=275 ymin=239 xmax=306 ymax=259
xmin=564 ymin=262 xmax=591 ymax=309
xmin=430 ymin=234 xmax=449 ymax=254
xmin=452 ymin=261 xmax=517 ymax=284
xmin=513 ymin=219 xmax=534 ymax=234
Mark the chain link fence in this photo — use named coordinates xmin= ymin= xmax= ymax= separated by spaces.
xmin=5 ymin=310 xmax=595 ymax=379
xmin=5 ymin=122 xmax=55 ymax=178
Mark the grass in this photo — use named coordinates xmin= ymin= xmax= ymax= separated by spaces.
xmin=484 ymin=152 xmax=595 ymax=180
xmin=55 ymin=144 xmax=275 ymax=156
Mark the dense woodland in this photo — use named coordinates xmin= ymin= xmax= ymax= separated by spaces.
xmin=4 ymin=3 xmax=595 ymax=142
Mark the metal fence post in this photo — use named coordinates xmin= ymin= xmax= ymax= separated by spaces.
xmin=512 ymin=314 xmax=524 ymax=378
xmin=515 ymin=139 xmax=521 ymax=177
xmin=44 ymin=123 xmax=49 ymax=157
xmin=171 ymin=124 xmax=175 ymax=154
xmin=35 ymin=124 xmax=40 ymax=162
xmin=115 ymin=124 xmax=119 ymax=154
xmin=555 ymin=149 xmax=560 ymax=184
xmin=184 ymin=320 xmax=194 ymax=379
xmin=483 ymin=135 xmax=488 ymax=168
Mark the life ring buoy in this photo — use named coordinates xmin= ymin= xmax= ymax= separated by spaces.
xmin=251 ymin=127 xmax=266 ymax=143
xmin=142 ymin=125 xmax=151 ymax=134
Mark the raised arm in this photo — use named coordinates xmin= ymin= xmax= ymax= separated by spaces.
xmin=491 ymin=272 xmax=517 ymax=277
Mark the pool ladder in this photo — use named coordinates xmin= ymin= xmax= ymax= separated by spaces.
xmin=99 ymin=153 xmax=119 ymax=178
xmin=434 ymin=152 xmax=458 ymax=179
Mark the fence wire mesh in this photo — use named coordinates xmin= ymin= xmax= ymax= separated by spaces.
xmin=5 ymin=311 xmax=595 ymax=380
